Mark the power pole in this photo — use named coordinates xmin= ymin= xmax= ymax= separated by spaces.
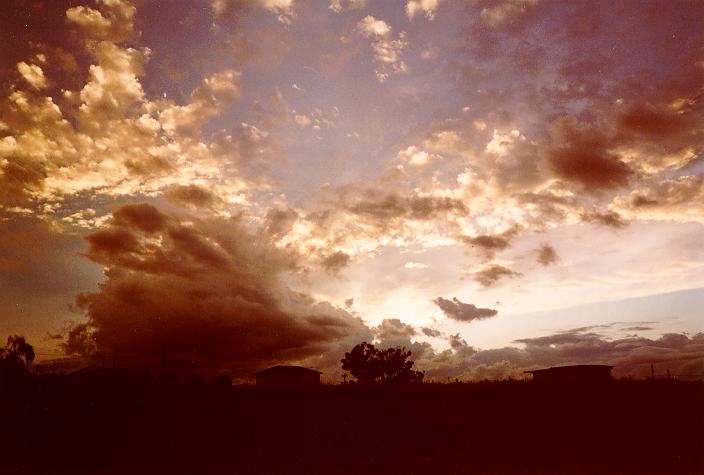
xmin=650 ymin=363 xmax=655 ymax=380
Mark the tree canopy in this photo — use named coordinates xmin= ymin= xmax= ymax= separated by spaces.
xmin=341 ymin=342 xmax=424 ymax=384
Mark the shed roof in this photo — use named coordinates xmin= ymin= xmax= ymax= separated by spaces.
xmin=255 ymin=365 xmax=322 ymax=376
xmin=525 ymin=364 xmax=613 ymax=374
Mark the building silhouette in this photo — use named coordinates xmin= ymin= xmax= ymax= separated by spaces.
xmin=255 ymin=365 xmax=322 ymax=388
xmin=526 ymin=364 xmax=613 ymax=383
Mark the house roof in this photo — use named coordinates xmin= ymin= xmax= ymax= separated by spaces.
xmin=255 ymin=365 xmax=322 ymax=376
xmin=525 ymin=364 xmax=613 ymax=374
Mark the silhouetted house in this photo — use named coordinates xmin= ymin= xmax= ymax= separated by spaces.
xmin=255 ymin=365 xmax=322 ymax=388
xmin=526 ymin=365 xmax=612 ymax=384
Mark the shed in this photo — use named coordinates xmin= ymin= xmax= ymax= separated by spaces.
xmin=255 ymin=365 xmax=322 ymax=388
xmin=526 ymin=364 xmax=612 ymax=384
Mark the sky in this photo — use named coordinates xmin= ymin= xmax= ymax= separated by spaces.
xmin=1 ymin=0 xmax=703 ymax=381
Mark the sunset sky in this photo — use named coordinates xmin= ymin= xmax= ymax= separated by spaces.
xmin=1 ymin=0 xmax=703 ymax=381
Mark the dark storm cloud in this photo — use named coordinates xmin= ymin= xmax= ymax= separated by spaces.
xmin=536 ymin=243 xmax=558 ymax=266
xmin=433 ymin=297 xmax=498 ymax=322
xmin=470 ymin=264 xmax=521 ymax=287
xmin=64 ymin=203 xmax=372 ymax=377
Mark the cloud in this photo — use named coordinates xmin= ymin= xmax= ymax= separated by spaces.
xmin=397 ymin=146 xmax=439 ymax=167
xmin=581 ymin=210 xmax=628 ymax=228
xmin=512 ymin=330 xmax=704 ymax=380
xmin=433 ymin=297 xmax=498 ymax=322
xmin=621 ymin=326 xmax=653 ymax=332
xmin=480 ymin=0 xmax=539 ymax=27
xmin=337 ymin=186 xmax=468 ymax=224
xmin=467 ymin=263 xmax=521 ymax=287
xmin=263 ymin=207 xmax=299 ymax=239
xmin=159 ymin=69 xmax=241 ymax=137
xmin=612 ymin=176 xmax=704 ymax=224
xmin=260 ymin=0 xmax=295 ymax=23
xmin=547 ymin=117 xmax=632 ymax=191
xmin=66 ymin=0 xmax=137 ymax=42
xmin=321 ymin=251 xmax=351 ymax=274
xmin=329 ymin=0 xmax=366 ymax=13
xmin=357 ymin=16 xmax=408 ymax=82
xmin=460 ymin=225 xmax=520 ymax=258
xmin=63 ymin=203 xmax=372 ymax=377
xmin=406 ymin=0 xmax=441 ymax=20
xmin=0 ymin=142 xmax=44 ymax=206
xmin=77 ymin=40 xmax=150 ymax=130
xmin=0 ymin=1 xmax=256 ymax=213
xmin=164 ymin=184 xmax=219 ymax=210
xmin=357 ymin=16 xmax=391 ymax=36
xmin=374 ymin=318 xmax=416 ymax=343
xmin=421 ymin=327 xmax=442 ymax=337
xmin=405 ymin=262 xmax=428 ymax=269
xmin=536 ymin=243 xmax=558 ymax=266
xmin=16 ymin=62 xmax=47 ymax=90
xmin=413 ymin=327 xmax=704 ymax=382
xmin=251 ymin=179 xmax=468 ymax=264
xmin=212 ymin=0 xmax=294 ymax=23
xmin=619 ymin=102 xmax=695 ymax=140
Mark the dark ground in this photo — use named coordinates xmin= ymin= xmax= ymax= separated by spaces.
xmin=1 ymin=378 xmax=702 ymax=474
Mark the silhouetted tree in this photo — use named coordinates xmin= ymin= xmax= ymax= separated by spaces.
xmin=1 ymin=335 xmax=35 ymax=368
xmin=341 ymin=342 xmax=380 ymax=383
xmin=341 ymin=342 xmax=424 ymax=384
xmin=0 ymin=335 xmax=35 ymax=381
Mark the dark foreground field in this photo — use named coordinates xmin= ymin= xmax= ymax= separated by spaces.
xmin=1 ymin=379 xmax=702 ymax=474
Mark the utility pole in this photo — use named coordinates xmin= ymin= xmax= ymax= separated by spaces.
xmin=650 ymin=363 xmax=655 ymax=380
